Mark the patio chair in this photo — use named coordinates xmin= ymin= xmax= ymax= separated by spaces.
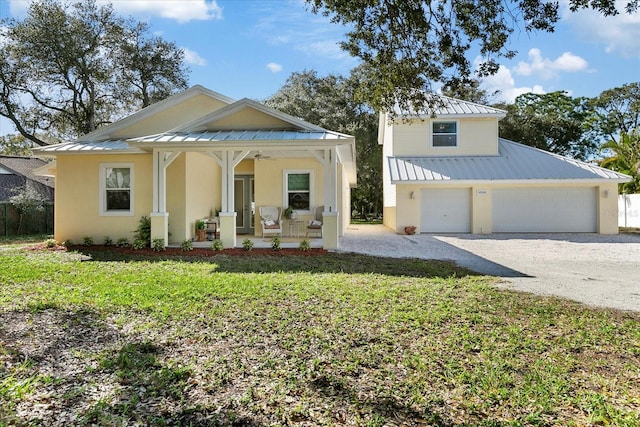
xmin=259 ymin=206 xmax=283 ymax=238
xmin=306 ymin=206 xmax=324 ymax=238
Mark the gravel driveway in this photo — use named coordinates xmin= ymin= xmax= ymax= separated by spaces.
xmin=340 ymin=224 xmax=640 ymax=312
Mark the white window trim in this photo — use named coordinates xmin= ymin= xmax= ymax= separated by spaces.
xmin=99 ymin=163 xmax=134 ymax=216
xmin=431 ymin=119 xmax=459 ymax=148
xmin=283 ymin=169 xmax=313 ymax=214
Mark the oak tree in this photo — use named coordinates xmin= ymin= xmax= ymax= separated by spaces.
xmin=308 ymin=0 xmax=638 ymax=115
xmin=0 ymin=0 xmax=188 ymax=146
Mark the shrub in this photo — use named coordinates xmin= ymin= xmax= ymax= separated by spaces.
xmin=242 ymin=238 xmax=254 ymax=251
xmin=133 ymin=216 xmax=151 ymax=248
xmin=82 ymin=236 xmax=94 ymax=246
xmin=61 ymin=239 xmax=72 ymax=248
xmin=44 ymin=238 xmax=58 ymax=248
xmin=132 ymin=239 xmax=147 ymax=250
xmin=211 ymin=239 xmax=223 ymax=251
xmin=152 ymin=238 xmax=165 ymax=252
xmin=116 ymin=238 xmax=130 ymax=248
xmin=180 ymin=240 xmax=193 ymax=251
xmin=271 ymin=236 xmax=281 ymax=251
xmin=103 ymin=236 xmax=113 ymax=246
xmin=299 ymin=239 xmax=311 ymax=252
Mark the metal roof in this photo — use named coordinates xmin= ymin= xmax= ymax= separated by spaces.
xmin=34 ymin=130 xmax=353 ymax=154
xmin=388 ymin=139 xmax=631 ymax=183
xmin=129 ymin=129 xmax=352 ymax=144
xmin=393 ymin=94 xmax=507 ymax=117
xmin=35 ymin=139 xmax=143 ymax=154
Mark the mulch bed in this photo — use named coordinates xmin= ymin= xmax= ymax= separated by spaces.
xmin=28 ymin=243 xmax=328 ymax=257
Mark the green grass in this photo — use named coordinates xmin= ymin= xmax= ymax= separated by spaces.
xmin=0 ymin=244 xmax=638 ymax=426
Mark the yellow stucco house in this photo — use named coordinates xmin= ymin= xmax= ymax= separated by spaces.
xmin=381 ymin=95 xmax=630 ymax=234
xmin=34 ymin=85 xmax=356 ymax=249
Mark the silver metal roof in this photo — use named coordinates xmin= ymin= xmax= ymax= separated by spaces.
xmin=130 ymin=129 xmax=351 ymax=143
xmin=35 ymin=139 xmax=143 ymax=154
xmin=388 ymin=139 xmax=631 ymax=183
xmin=34 ymin=130 xmax=353 ymax=155
xmin=393 ymin=94 xmax=507 ymax=117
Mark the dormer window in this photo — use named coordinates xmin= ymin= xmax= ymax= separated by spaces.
xmin=432 ymin=121 xmax=457 ymax=147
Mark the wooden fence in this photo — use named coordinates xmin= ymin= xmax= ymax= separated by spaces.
xmin=0 ymin=202 xmax=54 ymax=236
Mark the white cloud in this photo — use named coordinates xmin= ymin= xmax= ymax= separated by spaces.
xmin=563 ymin=3 xmax=640 ymax=58
xmin=480 ymin=64 xmax=546 ymax=103
xmin=252 ymin=3 xmax=356 ymax=65
xmin=8 ymin=0 xmax=223 ymax=23
xmin=182 ymin=48 xmax=207 ymax=66
xmin=514 ymin=48 xmax=589 ymax=79
xmin=266 ymin=62 xmax=283 ymax=73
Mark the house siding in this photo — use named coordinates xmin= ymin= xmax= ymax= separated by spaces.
xmin=392 ymin=118 xmax=499 ymax=157
xmin=54 ymin=154 xmax=153 ymax=243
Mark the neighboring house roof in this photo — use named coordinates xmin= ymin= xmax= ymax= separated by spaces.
xmin=392 ymin=93 xmax=507 ymax=118
xmin=0 ymin=155 xmax=55 ymax=201
xmin=388 ymin=139 xmax=631 ymax=184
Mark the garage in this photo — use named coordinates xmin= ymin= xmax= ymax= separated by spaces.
xmin=493 ymin=187 xmax=597 ymax=232
xmin=421 ymin=188 xmax=471 ymax=233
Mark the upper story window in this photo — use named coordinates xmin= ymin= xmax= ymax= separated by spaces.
xmin=284 ymin=171 xmax=311 ymax=211
xmin=432 ymin=121 xmax=457 ymax=147
xmin=100 ymin=163 xmax=134 ymax=216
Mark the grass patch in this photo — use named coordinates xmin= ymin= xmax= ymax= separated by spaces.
xmin=0 ymin=246 xmax=638 ymax=425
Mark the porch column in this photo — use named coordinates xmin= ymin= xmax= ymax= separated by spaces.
xmin=150 ymin=149 xmax=179 ymax=247
xmin=217 ymin=149 xmax=250 ymax=248
xmin=323 ymin=147 xmax=339 ymax=250
xmin=218 ymin=150 xmax=236 ymax=248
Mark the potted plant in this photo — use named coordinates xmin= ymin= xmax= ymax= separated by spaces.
xmin=195 ymin=219 xmax=206 ymax=241
xmin=404 ymin=225 xmax=417 ymax=235
xmin=283 ymin=206 xmax=293 ymax=220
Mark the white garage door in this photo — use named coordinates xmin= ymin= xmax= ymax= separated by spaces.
xmin=493 ymin=188 xmax=597 ymax=232
xmin=420 ymin=188 xmax=471 ymax=233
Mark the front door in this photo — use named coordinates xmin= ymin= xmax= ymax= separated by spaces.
xmin=234 ymin=175 xmax=255 ymax=234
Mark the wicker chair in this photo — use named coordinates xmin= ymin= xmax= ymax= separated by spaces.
xmin=306 ymin=206 xmax=324 ymax=238
xmin=259 ymin=206 xmax=283 ymax=238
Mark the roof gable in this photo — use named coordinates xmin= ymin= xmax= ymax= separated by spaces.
xmin=392 ymin=93 xmax=507 ymax=119
xmin=80 ymin=85 xmax=235 ymax=141
xmin=172 ymin=98 xmax=326 ymax=133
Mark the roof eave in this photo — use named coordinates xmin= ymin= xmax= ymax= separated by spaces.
xmin=391 ymin=178 xmax=632 ymax=185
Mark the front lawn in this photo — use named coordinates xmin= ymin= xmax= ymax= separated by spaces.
xmin=0 ymin=246 xmax=638 ymax=426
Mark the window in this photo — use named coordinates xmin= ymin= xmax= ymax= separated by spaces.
xmin=284 ymin=171 xmax=311 ymax=211
xmin=432 ymin=121 xmax=457 ymax=147
xmin=100 ymin=164 xmax=133 ymax=215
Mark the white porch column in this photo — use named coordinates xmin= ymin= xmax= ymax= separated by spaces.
xmin=323 ymin=147 xmax=339 ymax=249
xmin=150 ymin=149 xmax=179 ymax=247
xmin=217 ymin=150 xmax=250 ymax=248
xmin=219 ymin=150 xmax=235 ymax=248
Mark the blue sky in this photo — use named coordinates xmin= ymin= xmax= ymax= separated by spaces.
xmin=1 ymin=0 xmax=639 ymax=136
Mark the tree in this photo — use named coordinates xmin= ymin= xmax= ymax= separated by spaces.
xmin=9 ymin=184 xmax=46 ymax=234
xmin=600 ymin=131 xmax=640 ymax=193
xmin=0 ymin=134 xmax=35 ymax=156
xmin=441 ymin=79 xmax=495 ymax=105
xmin=264 ymin=69 xmax=382 ymax=218
xmin=587 ymin=82 xmax=640 ymax=144
xmin=498 ymin=91 xmax=597 ymax=160
xmin=307 ymin=0 xmax=638 ymax=115
xmin=0 ymin=0 xmax=188 ymax=146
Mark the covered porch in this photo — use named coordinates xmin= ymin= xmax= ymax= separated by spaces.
xmin=129 ymin=129 xmax=356 ymax=250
